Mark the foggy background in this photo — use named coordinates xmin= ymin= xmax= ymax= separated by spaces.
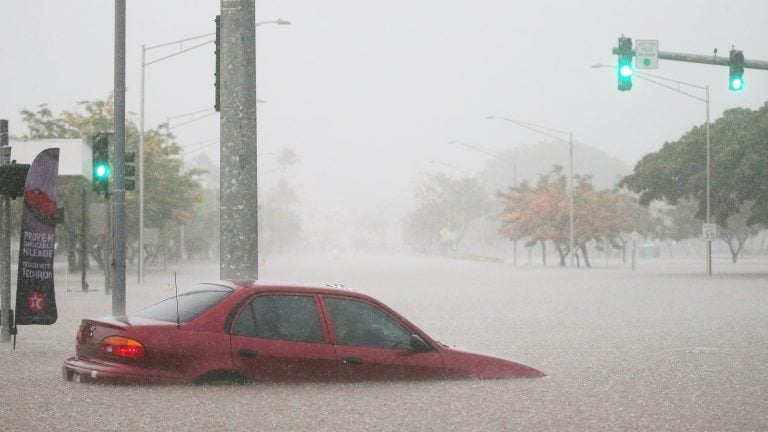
xmin=2 ymin=0 xmax=767 ymax=250
xmin=2 ymin=3 xmax=768 ymax=430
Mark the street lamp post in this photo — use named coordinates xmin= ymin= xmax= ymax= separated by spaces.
xmin=139 ymin=33 xmax=215 ymax=282
xmin=591 ymin=64 xmax=713 ymax=275
xmin=138 ymin=18 xmax=289 ymax=282
xmin=486 ymin=116 xmax=577 ymax=267
xmin=447 ymin=140 xmax=504 ymax=259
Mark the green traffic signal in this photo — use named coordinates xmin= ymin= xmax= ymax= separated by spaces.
xmin=619 ymin=64 xmax=634 ymax=78
xmin=729 ymin=49 xmax=745 ymax=92
xmin=616 ymin=36 xmax=633 ymax=92
xmin=92 ymin=132 xmax=111 ymax=197
xmin=95 ymin=163 xmax=110 ymax=179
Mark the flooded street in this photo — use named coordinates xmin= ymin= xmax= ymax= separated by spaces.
xmin=2 ymin=253 xmax=767 ymax=431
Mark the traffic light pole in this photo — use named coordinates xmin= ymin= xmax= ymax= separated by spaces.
xmin=619 ymin=70 xmax=713 ymax=276
xmin=705 ymin=85 xmax=712 ymax=276
xmin=0 ymin=120 xmax=11 ymax=342
xmin=112 ymin=0 xmax=127 ymax=315
xmin=611 ymin=47 xmax=768 ymax=71
xmin=606 ymin=38 xmax=768 ymax=276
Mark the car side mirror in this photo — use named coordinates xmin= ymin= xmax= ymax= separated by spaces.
xmin=409 ymin=334 xmax=432 ymax=352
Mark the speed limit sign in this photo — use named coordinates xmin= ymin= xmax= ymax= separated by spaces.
xmin=702 ymin=223 xmax=717 ymax=241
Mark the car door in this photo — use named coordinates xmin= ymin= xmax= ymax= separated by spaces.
xmin=321 ymin=295 xmax=445 ymax=381
xmin=230 ymin=293 xmax=337 ymax=382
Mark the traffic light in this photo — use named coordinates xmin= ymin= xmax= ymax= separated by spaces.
xmin=617 ymin=36 xmax=634 ymax=91
xmin=92 ymin=132 xmax=110 ymax=197
xmin=729 ymin=49 xmax=744 ymax=91
xmin=125 ymin=151 xmax=136 ymax=191
xmin=0 ymin=162 xmax=30 ymax=199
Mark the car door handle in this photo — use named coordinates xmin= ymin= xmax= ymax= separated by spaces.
xmin=342 ymin=357 xmax=363 ymax=366
xmin=238 ymin=349 xmax=258 ymax=359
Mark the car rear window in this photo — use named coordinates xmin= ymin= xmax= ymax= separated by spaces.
xmin=136 ymin=285 xmax=233 ymax=323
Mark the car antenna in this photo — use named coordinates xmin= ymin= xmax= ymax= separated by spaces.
xmin=174 ymin=272 xmax=180 ymax=330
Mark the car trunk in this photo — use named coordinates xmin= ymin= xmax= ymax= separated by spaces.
xmin=75 ymin=316 xmax=176 ymax=361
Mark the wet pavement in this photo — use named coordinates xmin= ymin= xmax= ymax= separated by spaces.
xmin=1 ymin=253 xmax=767 ymax=431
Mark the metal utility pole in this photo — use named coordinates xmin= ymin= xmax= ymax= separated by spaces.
xmin=621 ymin=69 xmax=713 ymax=275
xmin=219 ymin=0 xmax=259 ymax=280
xmin=705 ymin=85 xmax=711 ymax=276
xmin=112 ymin=0 xmax=127 ymax=315
xmin=80 ymin=183 xmax=88 ymax=291
xmin=0 ymin=120 xmax=11 ymax=342
xmin=139 ymin=44 xmax=145 ymax=283
xmin=568 ymin=132 xmax=575 ymax=267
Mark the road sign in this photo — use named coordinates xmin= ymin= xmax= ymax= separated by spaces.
xmin=635 ymin=40 xmax=659 ymax=69
xmin=702 ymin=223 xmax=717 ymax=241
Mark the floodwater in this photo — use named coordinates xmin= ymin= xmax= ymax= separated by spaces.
xmin=2 ymin=253 xmax=767 ymax=431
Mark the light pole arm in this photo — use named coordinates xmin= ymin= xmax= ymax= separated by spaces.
xmin=145 ymin=39 xmax=214 ymax=67
xmin=633 ymin=72 xmax=707 ymax=103
xmin=145 ymin=32 xmax=215 ymax=51
xmin=487 ymin=116 xmax=571 ymax=144
xmin=256 ymin=18 xmax=291 ymax=26
xmin=449 ymin=141 xmax=500 ymax=157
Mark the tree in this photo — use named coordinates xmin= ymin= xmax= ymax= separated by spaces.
xmin=19 ymin=96 xmax=205 ymax=265
xmin=404 ymin=174 xmax=484 ymax=254
xmin=20 ymin=104 xmax=79 ymax=139
xmin=621 ymin=103 xmax=768 ymax=227
xmin=719 ymin=202 xmax=761 ymax=263
xmin=498 ymin=166 xmax=657 ymax=267
xmin=498 ymin=166 xmax=571 ymax=266
xmin=603 ymin=191 xmax=658 ymax=263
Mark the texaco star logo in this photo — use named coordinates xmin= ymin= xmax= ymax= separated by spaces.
xmin=28 ymin=291 xmax=45 ymax=312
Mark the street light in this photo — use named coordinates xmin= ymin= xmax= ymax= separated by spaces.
xmin=139 ymin=33 xmax=214 ymax=282
xmin=447 ymin=141 xmax=507 ymax=260
xmin=592 ymin=63 xmax=713 ymax=275
xmin=486 ymin=116 xmax=576 ymax=266
xmin=256 ymin=18 xmax=291 ymax=26
xmin=138 ymin=19 xmax=290 ymax=282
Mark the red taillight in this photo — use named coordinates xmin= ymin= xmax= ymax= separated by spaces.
xmin=75 ymin=326 xmax=84 ymax=348
xmin=100 ymin=336 xmax=146 ymax=360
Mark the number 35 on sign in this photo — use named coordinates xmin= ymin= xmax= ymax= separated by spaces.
xmin=702 ymin=223 xmax=717 ymax=241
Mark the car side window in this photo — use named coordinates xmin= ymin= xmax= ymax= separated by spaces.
xmin=233 ymin=295 xmax=323 ymax=343
xmin=325 ymin=297 xmax=411 ymax=349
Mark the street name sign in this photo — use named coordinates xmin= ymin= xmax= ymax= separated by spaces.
xmin=635 ymin=40 xmax=659 ymax=69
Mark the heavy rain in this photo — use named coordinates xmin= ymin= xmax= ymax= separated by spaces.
xmin=1 ymin=1 xmax=767 ymax=431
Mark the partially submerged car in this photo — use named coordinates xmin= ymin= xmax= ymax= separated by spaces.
xmin=63 ymin=281 xmax=545 ymax=384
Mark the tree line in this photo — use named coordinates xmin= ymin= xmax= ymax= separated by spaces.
xmin=405 ymin=103 xmax=768 ymax=265
xmin=13 ymin=96 xmax=302 ymax=270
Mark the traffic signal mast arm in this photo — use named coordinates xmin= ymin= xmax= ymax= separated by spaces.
xmin=659 ymin=50 xmax=768 ymax=70
xmin=611 ymin=47 xmax=768 ymax=70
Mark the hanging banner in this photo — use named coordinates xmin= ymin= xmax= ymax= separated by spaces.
xmin=15 ymin=148 xmax=60 ymax=325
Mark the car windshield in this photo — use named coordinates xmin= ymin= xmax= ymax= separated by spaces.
xmin=135 ymin=284 xmax=233 ymax=323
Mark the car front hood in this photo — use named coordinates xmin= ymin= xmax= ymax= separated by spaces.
xmin=440 ymin=346 xmax=546 ymax=379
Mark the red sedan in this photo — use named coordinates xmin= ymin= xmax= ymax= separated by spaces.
xmin=63 ymin=281 xmax=545 ymax=384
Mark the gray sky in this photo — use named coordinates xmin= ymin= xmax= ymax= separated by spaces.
xmin=1 ymin=0 xmax=767 ymax=222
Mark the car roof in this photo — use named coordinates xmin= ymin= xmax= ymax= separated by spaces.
xmin=202 ymin=280 xmax=366 ymax=298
